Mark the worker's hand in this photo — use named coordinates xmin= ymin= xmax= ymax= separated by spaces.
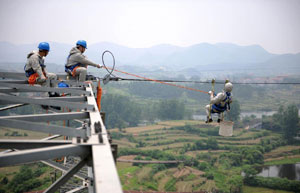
xmin=208 ymin=91 xmax=212 ymax=95
xmin=40 ymin=77 xmax=47 ymax=83
xmin=97 ymin=64 xmax=102 ymax=68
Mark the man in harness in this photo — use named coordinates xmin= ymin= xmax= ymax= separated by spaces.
xmin=205 ymin=82 xmax=233 ymax=123
xmin=65 ymin=40 xmax=102 ymax=81
xmin=24 ymin=42 xmax=57 ymax=85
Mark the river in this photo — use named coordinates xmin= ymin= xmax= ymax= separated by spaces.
xmin=192 ymin=111 xmax=277 ymax=121
xmin=257 ymin=163 xmax=300 ymax=180
xmin=192 ymin=110 xmax=300 ymax=121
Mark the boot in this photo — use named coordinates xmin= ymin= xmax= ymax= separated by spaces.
xmin=50 ymin=106 xmax=61 ymax=111
xmin=41 ymin=105 xmax=49 ymax=110
xmin=206 ymin=117 xmax=213 ymax=123
xmin=48 ymin=92 xmax=61 ymax=97
xmin=47 ymin=92 xmax=61 ymax=110
xmin=217 ymin=119 xmax=221 ymax=123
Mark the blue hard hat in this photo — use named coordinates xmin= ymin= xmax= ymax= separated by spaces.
xmin=38 ymin=42 xmax=50 ymax=51
xmin=58 ymin=82 xmax=69 ymax=88
xmin=76 ymin=40 xmax=87 ymax=49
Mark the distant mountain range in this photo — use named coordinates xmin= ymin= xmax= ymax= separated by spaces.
xmin=0 ymin=41 xmax=299 ymax=76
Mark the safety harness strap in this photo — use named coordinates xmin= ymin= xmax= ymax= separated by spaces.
xmin=24 ymin=55 xmax=46 ymax=78
xmin=65 ymin=54 xmax=84 ymax=76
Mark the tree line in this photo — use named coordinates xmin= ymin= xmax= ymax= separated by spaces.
xmin=262 ymin=104 xmax=300 ymax=144
xmin=101 ymin=94 xmax=186 ymax=129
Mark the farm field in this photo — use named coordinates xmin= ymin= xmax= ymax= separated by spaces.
xmin=114 ymin=120 xmax=300 ymax=192
xmin=1 ymin=118 xmax=299 ymax=192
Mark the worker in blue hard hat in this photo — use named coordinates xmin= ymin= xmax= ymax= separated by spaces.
xmin=65 ymin=40 xmax=102 ymax=81
xmin=24 ymin=42 xmax=57 ymax=85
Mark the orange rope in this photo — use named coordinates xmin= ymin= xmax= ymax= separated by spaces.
xmin=96 ymin=80 xmax=102 ymax=111
xmin=56 ymin=108 xmax=65 ymax=162
xmin=105 ymin=67 xmax=209 ymax=94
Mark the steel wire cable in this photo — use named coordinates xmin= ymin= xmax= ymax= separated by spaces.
xmin=100 ymin=51 xmax=300 ymax=95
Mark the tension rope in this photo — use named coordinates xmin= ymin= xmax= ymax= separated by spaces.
xmin=104 ymin=66 xmax=209 ymax=94
xmin=101 ymin=50 xmax=209 ymax=94
xmin=100 ymin=50 xmax=300 ymax=95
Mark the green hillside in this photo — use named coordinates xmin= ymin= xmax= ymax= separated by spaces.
xmin=112 ymin=119 xmax=300 ymax=192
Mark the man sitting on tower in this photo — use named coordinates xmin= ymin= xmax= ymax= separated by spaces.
xmin=65 ymin=40 xmax=102 ymax=82
xmin=24 ymin=42 xmax=57 ymax=86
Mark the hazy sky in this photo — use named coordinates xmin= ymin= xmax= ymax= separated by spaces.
xmin=0 ymin=0 xmax=299 ymax=54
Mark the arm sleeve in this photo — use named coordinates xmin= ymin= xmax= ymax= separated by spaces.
xmin=43 ymin=67 xmax=48 ymax=77
xmin=210 ymin=92 xmax=224 ymax=104
xmin=229 ymin=94 xmax=233 ymax=103
xmin=73 ymin=53 xmax=98 ymax=67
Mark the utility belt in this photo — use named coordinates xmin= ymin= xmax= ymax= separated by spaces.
xmin=65 ymin=63 xmax=86 ymax=77
xmin=211 ymin=103 xmax=227 ymax=113
xmin=211 ymin=91 xmax=231 ymax=113
xmin=65 ymin=64 xmax=81 ymax=76
xmin=24 ymin=63 xmax=45 ymax=78
xmin=25 ymin=68 xmax=35 ymax=77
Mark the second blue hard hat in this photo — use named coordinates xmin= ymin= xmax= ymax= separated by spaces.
xmin=76 ymin=40 xmax=87 ymax=49
xmin=38 ymin=42 xmax=50 ymax=51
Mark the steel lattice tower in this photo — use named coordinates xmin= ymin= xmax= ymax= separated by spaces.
xmin=0 ymin=72 xmax=123 ymax=193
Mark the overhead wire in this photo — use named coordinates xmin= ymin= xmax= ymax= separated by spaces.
xmin=101 ymin=77 xmax=300 ymax=85
xmin=100 ymin=51 xmax=300 ymax=95
xmin=104 ymin=66 xmax=209 ymax=94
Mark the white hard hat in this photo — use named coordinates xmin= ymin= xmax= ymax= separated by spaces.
xmin=224 ymin=82 xmax=233 ymax=92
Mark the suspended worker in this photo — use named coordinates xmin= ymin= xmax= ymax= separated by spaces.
xmin=65 ymin=40 xmax=102 ymax=81
xmin=24 ymin=42 xmax=57 ymax=86
xmin=205 ymin=82 xmax=233 ymax=123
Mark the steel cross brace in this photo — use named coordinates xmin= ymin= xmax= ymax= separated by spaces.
xmin=0 ymin=82 xmax=90 ymax=95
xmin=0 ymin=104 xmax=27 ymax=111
xmin=0 ymin=144 xmax=90 ymax=167
xmin=0 ymin=119 xmax=87 ymax=138
xmin=0 ymin=72 xmax=77 ymax=81
xmin=0 ymin=112 xmax=89 ymax=122
xmin=0 ymin=80 xmax=28 ymax=84
xmin=0 ymin=139 xmax=72 ymax=149
xmin=0 ymin=72 xmax=26 ymax=79
xmin=41 ymin=135 xmax=62 ymax=141
xmin=44 ymin=156 xmax=89 ymax=193
xmin=0 ymin=95 xmax=87 ymax=103
xmin=36 ymin=96 xmax=87 ymax=102
xmin=65 ymin=186 xmax=87 ymax=193
xmin=46 ymin=109 xmax=85 ymax=124
xmin=0 ymin=95 xmax=94 ymax=110
xmin=41 ymin=160 xmax=87 ymax=181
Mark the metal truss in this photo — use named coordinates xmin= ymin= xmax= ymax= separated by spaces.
xmin=0 ymin=72 xmax=123 ymax=193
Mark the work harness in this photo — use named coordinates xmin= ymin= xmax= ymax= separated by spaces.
xmin=65 ymin=53 xmax=85 ymax=75
xmin=24 ymin=54 xmax=45 ymax=77
xmin=211 ymin=92 xmax=232 ymax=113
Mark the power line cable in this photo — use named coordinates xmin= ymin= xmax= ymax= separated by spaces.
xmin=99 ymin=51 xmax=300 ymax=95
xmin=106 ymin=77 xmax=300 ymax=85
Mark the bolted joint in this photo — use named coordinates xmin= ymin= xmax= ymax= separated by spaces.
xmin=107 ymin=131 xmax=112 ymax=144
xmin=85 ymin=177 xmax=94 ymax=186
xmin=111 ymin=143 xmax=118 ymax=163
xmin=83 ymin=121 xmax=91 ymax=138
xmin=76 ymin=137 xmax=81 ymax=143
xmin=98 ymin=134 xmax=103 ymax=144
xmin=94 ymin=121 xmax=102 ymax=133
